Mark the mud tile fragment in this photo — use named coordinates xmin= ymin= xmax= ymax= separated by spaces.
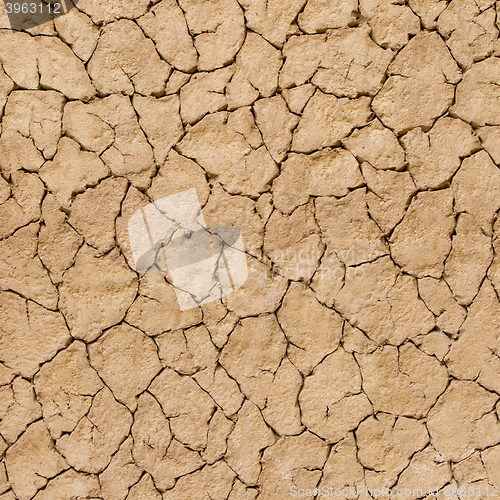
xmin=228 ymin=480 xmax=259 ymax=500
xmin=299 ymin=348 xmax=372 ymax=443
xmin=278 ymin=282 xmax=343 ymax=375
xmin=427 ymin=380 xmax=500 ymax=461
xmin=343 ymin=119 xmax=406 ymax=171
xmin=56 ymin=387 xmax=132 ymax=473
xmin=0 ymin=178 xmax=8 ymax=205
xmin=273 ymin=148 xmax=364 ymax=215
xmin=482 ymin=445 xmax=500 ymax=487
xmin=360 ymin=0 xmax=420 ymax=49
xmin=115 ymin=186 xmax=149 ymax=270
xmin=390 ymin=189 xmax=455 ymax=278
xmin=334 ymin=256 xmax=435 ymax=345
xmin=279 ymin=35 xmax=328 ymax=89
xmin=281 ymin=84 xmax=315 ymax=114
xmin=126 ymin=274 xmax=202 ymax=336
xmin=0 ymin=171 xmax=44 ymax=240
xmin=63 ymin=101 xmax=114 ymax=156
xmin=78 ymin=0 xmax=149 ymax=23
xmin=149 ymin=367 xmax=216 ymax=451
xmin=298 ymin=0 xmax=357 ymax=33
xmin=54 ymin=8 xmax=99 ymax=62
xmin=39 ymin=138 xmax=109 ymax=210
xmin=127 ymin=474 xmax=161 ymax=500
xmin=413 ymin=330 xmax=452 ymax=360
xmin=0 ymin=131 xmax=44 ymax=177
xmin=261 ymin=358 xmax=303 ymax=435
xmin=356 ymin=343 xmax=449 ymax=418
xmin=408 ymin=0 xmax=447 ymax=29
xmin=148 ymin=151 xmax=209 ymax=206
xmin=226 ymin=400 xmax=275 ymax=485
xmin=254 ymin=96 xmax=298 ymax=163
xmin=319 ymin=432 xmax=368 ymax=497
xmin=165 ymin=71 xmax=191 ymax=95
xmin=417 ymin=277 xmax=466 ymax=336
xmin=38 ymin=195 xmax=83 ymax=284
xmin=444 ymin=213 xmax=493 ymax=305
xmin=180 ymin=68 xmax=234 ymax=125
xmin=315 ymin=188 xmax=388 ymax=267
xmin=88 ymin=19 xmax=171 ymax=96
xmin=312 ymin=27 xmax=392 ymax=97
xmin=392 ymin=446 xmax=451 ymax=500
xmin=203 ymin=184 xmax=264 ymax=257
xmin=452 ymin=150 xmax=500 ymax=236
xmin=0 ymin=66 xmax=14 ymax=115
xmin=310 ymin=248 xmax=345 ymax=307
xmin=5 ymin=421 xmax=67 ymax=500
xmin=220 ymin=315 xmax=287 ymax=409
xmin=362 ymin=163 xmax=417 ymax=234
xmin=0 ymin=463 xmax=8 ymax=494
xmin=401 ymin=117 xmax=480 ymax=189
xmin=227 ymin=107 xmax=263 ymax=149
xmin=99 ymin=437 xmax=142 ymax=500
xmin=478 ymin=126 xmax=500 ymax=164
xmin=373 ymin=32 xmax=461 ymax=134
xmin=202 ymin=301 xmax=239 ymax=349
xmin=238 ymin=0 xmax=305 ymax=47
xmin=342 ymin=323 xmax=378 ymax=354
xmin=281 ymin=28 xmax=392 ymax=98
xmin=66 ymin=95 xmax=155 ymax=188
xmin=59 ymin=245 xmax=138 ymax=341
xmin=256 ymin=193 xmax=273 ymax=223
xmin=445 ymin=280 xmax=500 ymax=393
xmin=132 ymin=393 xmax=202 ymax=491
xmin=259 ymin=432 xmax=329 ymax=499
xmin=31 ymin=469 xmax=100 ymax=500
xmin=2 ymin=90 xmax=64 ymax=160
xmin=34 ymin=341 xmax=102 ymax=439
xmin=137 ymin=0 xmax=198 ymax=72
xmin=179 ymin=113 xmax=278 ymax=197
xmin=292 ymin=91 xmax=372 ymax=153
xmin=226 ymin=71 xmax=260 ymax=110
xmin=0 ymin=293 xmax=70 ymax=378
xmin=0 ymin=377 xmax=41 ymax=444
xmin=36 ymin=37 xmax=95 ymax=101
xmin=178 ymin=0 xmax=246 ymax=71
xmin=452 ymin=58 xmax=500 ymax=126
xmin=88 ymin=324 xmax=161 ymax=411
xmin=0 ymin=224 xmax=58 ymax=309
xmin=69 ymin=177 xmax=127 ymax=253
xmin=438 ymin=0 xmax=498 ymax=69
xmin=202 ymin=409 xmax=234 ymax=464
xmin=155 ymin=324 xmax=244 ymax=416
xmin=133 ymin=95 xmax=184 ymax=165
xmin=0 ymin=31 xmax=38 ymax=89
xmin=163 ymin=461 xmax=235 ymax=500
xmin=357 ymin=414 xmax=429 ymax=489
xmin=264 ymin=203 xmax=323 ymax=281
xmin=453 ymin=452 xmax=489 ymax=486
xmin=224 ymin=256 xmax=288 ymax=317
xmin=228 ymin=32 xmax=282 ymax=100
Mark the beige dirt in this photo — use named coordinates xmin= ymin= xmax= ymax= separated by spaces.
xmin=1 ymin=0 xmax=500 ymax=499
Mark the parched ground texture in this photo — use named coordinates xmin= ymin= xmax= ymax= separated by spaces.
xmin=2 ymin=0 xmax=500 ymax=499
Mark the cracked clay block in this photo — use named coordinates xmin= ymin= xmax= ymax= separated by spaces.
xmin=2 ymin=2 xmax=500 ymax=498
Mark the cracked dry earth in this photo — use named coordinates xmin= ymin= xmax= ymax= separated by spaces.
xmin=2 ymin=0 xmax=500 ymax=499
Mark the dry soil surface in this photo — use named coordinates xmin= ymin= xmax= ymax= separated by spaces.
xmin=1 ymin=0 xmax=500 ymax=499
